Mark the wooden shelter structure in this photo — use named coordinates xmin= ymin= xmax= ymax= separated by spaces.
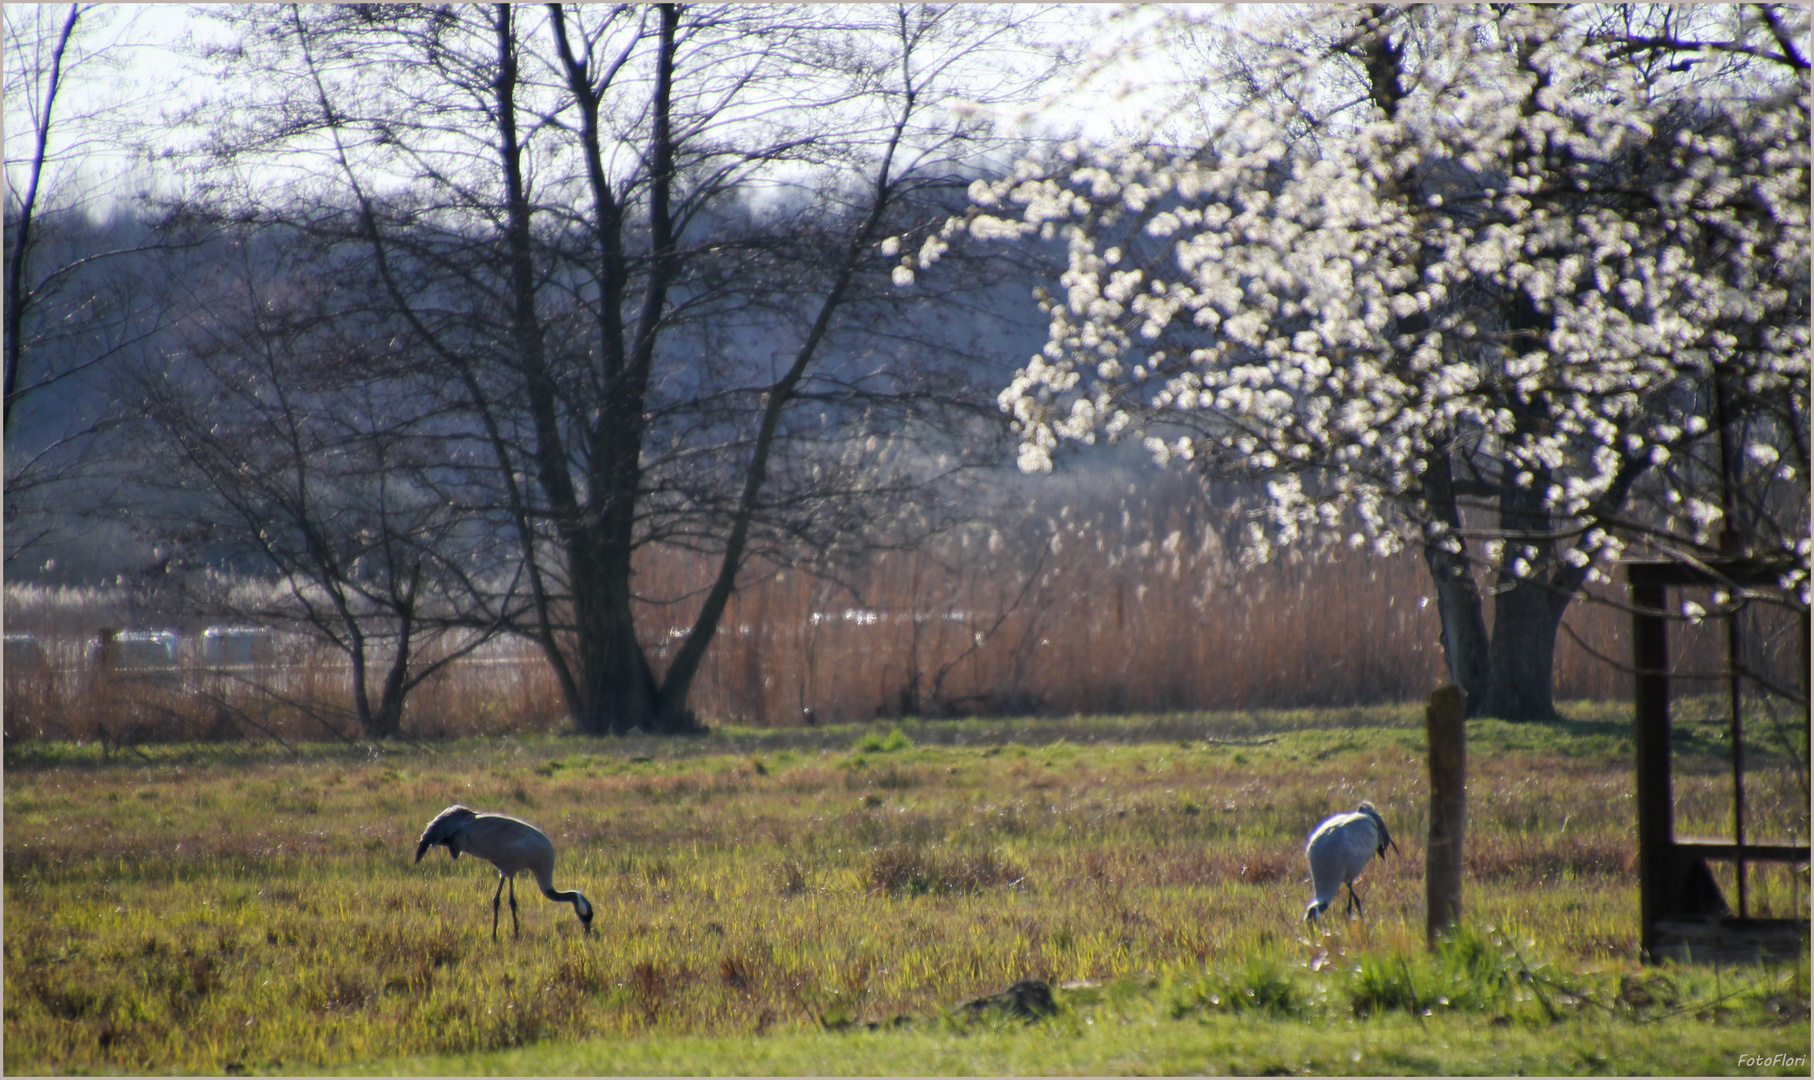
xmin=1626 ymin=557 xmax=1809 ymax=964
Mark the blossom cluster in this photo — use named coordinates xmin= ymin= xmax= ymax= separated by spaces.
xmin=926 ymin=5 xmax=1809 ymax=603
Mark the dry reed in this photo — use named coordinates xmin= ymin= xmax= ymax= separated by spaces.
xmin=3 ymin=494 xmax=1797 ymax=739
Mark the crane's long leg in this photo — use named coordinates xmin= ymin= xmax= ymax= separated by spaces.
xmin=492 ymin=873 xmax=507 ymax=941
xmin=1347 ymin=881 xmax=1363 ymax=919
xmin=507 ymin=875 xmax=520 ymax=939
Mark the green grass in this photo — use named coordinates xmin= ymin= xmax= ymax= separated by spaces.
xmin=5 ymin=702 xmax=1806 ymax=1075
xmin=351 ymin=1000 xmax=1811 ymax=1077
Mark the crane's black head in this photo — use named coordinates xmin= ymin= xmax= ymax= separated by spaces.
xmin=415 ymin=804 xmax=476 ymax=863
xmin=574 ymin=891 xmax=594 ymax=935
xmin=413 ymin=835 xmax=463 ymax=863
xmin=1356 ymin=801 xmax=1400 ymax=858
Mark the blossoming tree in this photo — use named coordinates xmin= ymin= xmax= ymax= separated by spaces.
xmin=919 ymin=4 xmax=1808 ymax=717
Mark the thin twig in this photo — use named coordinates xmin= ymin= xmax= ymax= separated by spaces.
xmin=189 ymin=688 xmax=298 ymax=756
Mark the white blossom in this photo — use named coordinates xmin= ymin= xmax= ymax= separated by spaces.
xmin=962 ymin=3 xmax=1806 ymax=608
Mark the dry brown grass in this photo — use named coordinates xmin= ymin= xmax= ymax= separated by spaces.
xmin=868 ymin=843 xmax=1026 ymax=896
xmin=614 ymin=528 xmax=1645 ymax=726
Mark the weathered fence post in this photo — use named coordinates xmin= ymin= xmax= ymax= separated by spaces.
xmin=1425 ymin=684 xmax=1466 ymax=947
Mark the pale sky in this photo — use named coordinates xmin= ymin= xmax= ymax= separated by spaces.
xmin=5 ymin=3 xmax=1223 ymax=221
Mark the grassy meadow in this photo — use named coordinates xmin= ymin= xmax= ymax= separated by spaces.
xmin=5 ymin=702 xmax=1807 ymax=1075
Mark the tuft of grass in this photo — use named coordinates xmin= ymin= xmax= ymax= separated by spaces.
xmin=1168 ymin=955 xmax=1312 ymax=1018
xmin=1348 ymin=951 xmax=1448 ymax=1018
xmin=854 ymin=725 xmax=914 ymax=753
xmin=868 ymin=843 xmax=1025 ymax=897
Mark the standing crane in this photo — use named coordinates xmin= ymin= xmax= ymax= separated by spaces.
xmin=415 ymin=805 xmax=594 ymax=940
xmin=1304 ymin=800 xmax=1400 ymax=922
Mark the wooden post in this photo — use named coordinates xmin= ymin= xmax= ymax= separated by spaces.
xmin=1630 ymin=575 xmax=1672 ymax=962
xmin=1425 ymin=684 xmax=1466 ymax=947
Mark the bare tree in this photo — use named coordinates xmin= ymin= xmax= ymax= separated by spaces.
xmin=3 ymin=4 xmax=198 ymax=567
xmin=174 ymin=3 xmax=1065 ymax=733
xmin=136 ymin=228 xmax=519 ymax=739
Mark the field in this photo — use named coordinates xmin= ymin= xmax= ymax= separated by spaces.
xmin=4 ymin=702 xmax=1807 ymax=1076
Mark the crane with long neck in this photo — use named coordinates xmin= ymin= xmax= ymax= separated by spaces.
xmin=415 ymin=805 xmax=593 ymax=940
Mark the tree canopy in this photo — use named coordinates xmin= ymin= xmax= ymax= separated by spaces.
xmin=936 ymin=4 xmax=1809 ymax=716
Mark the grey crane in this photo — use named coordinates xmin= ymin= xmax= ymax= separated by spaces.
xmin=1303 ymin=800 xmax=1399 ymax=922
xmin=415 ymin=805 xmax=594 ymax=940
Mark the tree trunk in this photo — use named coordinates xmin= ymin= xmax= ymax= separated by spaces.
xmin=368 ymin=684 xmax=406 ymax=740
xmin=568 ymin=532 xmax=666 ymax=735
xmin=350 ymin=631 xmax=409 ymax=740
xmin=1477 ymin=576 xmax=1565 ymax=720
xmin=367 ymin=600 xmax=415 ymax=739
xmin=647 ymin=1 xmax=901 ymax=729
xmin=1476 ymin=272 xmax=1569 ymax=720
xmin=1419 ymin=451 xmax=1491 ymax=711
xmin=1372 ymin=18 xmax=1499 ymax=714
xmin=3 ymin=6 xmax=80 ymax=438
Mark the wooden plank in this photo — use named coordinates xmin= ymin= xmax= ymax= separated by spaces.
xmin=1652 ymin=917 xmax=1809 ymax=965
xmin=1672 ymin=841 xmax=1811 ymax=863
xmin=1624 ymin=558 xmax=1795 ymax=588
xmin=1630 ymin=578 xmax=1672 ymax=961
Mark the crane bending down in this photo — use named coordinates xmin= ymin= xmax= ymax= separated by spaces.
xmin=415 ymin=805 xmax=593 ymax=940
xmin=1304 ymin=801 xmax=1400 ymax=923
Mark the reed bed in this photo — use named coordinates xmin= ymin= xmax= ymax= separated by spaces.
xmin=0 ymin=554 xmax=1611 ymax=744
xmin=3 ymin=488 xmax=1798 ymax=741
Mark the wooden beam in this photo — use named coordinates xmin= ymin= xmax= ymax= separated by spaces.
xmin=1672 ymin=841 xmax=1811 ymax=863
xmin=1425 ymin=685 xmax=1466 ymax=947
xmin=1630 ymin=576 xmax=1672 ymax=961
xmin=1624 ymin=558 xmax=1795 ymax=588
